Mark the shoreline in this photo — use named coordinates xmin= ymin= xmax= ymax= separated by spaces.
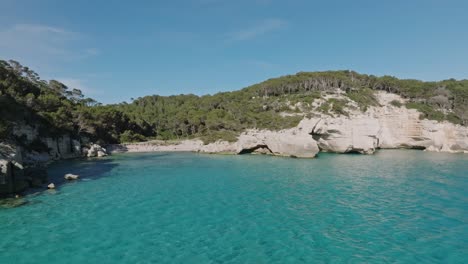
xmin=106 ymin=139 xmax=207 ymax=154
xmin=106 ymin=140 xmax=468 ymax=156
xmin=2 ymin=146 xmax=466 ymax=203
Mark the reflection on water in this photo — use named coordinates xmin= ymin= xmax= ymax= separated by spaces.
xmin=0 ymin=150 xmax=467 ymax=263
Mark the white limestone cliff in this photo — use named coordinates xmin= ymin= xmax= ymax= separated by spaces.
xmin=107 ymin=92 xmax=467 ymax=156
xmin=308 ymin=92 xmax=468 ymax=154
xmin=110 ymin=125 xmax=320 ymax=158
xmin=200 ymin=124 xmax=320 ymax=158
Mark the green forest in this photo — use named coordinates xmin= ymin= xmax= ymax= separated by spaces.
xmin=1 ymin=60 xmax=467 ymax=149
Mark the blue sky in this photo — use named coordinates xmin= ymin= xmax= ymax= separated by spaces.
xmin=1 ymin=0 xmax=467 ymax=104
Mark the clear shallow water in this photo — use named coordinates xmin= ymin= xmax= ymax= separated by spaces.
xmin=0 ymin=151 xmax=467 ymax=263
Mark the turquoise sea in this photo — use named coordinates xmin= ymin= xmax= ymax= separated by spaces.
xmin=0 ymin=150 xmax=467 ymax=263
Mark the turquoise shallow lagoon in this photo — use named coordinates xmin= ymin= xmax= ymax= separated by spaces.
xmin=0 ymin=150 xmax=467 ymax=263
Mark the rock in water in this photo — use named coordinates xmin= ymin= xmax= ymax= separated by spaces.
xmin=0 ymin=198 xmax=29 ymax=208
xmin=86 ymin=144 xmax=108 ymax=157
xmin=64 ymin=173 xmax=79 ymax=180
xmin=47 ymin=183 xmax=55 ymax=189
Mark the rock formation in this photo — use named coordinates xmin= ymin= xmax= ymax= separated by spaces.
xmin=86 ymin=144 xmax=108 ymax=157
xmin=309 ymin=92 xmax=468 ymax=154
xmin=64 ymin=173 xmax=79 ymax=180
xmin=1 ymin=124 xmax=108 ymax=196
xmin=108 ymin=92 xmax=468 ymax=156
xmin=3 ymin=92 xmax=468 ymax=197
xmin=0 ymin=143 xmax=28 ymax=196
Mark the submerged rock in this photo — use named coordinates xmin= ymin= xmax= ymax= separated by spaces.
xmin=64 ymin=173 xmax=79 ymax=180
xmin=0 ymin=198 xmax=29 ymax=209
xmin=24 ymin=166 xmax=48 ymax=188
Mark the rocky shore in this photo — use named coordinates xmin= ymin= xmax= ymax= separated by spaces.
xmin=0 ymin=138 xmax=108 ymax=198
xmin=108 ymin=92 xmax=468 ymax=157
xmin=2 ymin=92 xmax=467 ymax=198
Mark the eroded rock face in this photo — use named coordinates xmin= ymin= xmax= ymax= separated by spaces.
xmin=12 ymin=125 xmax=38 ymax=142
xmin=43 ymin=135 xmax=81 ymax=159
xmin=105 ymin=91 xmax=468 ymax=157
xmin=86 ymin=144 xmax=108 ymax=157
xmin=0 ymin=159 xmax=12 ymax=186
xmin=13 ymin=124 xmax=83 ymax=162
xmin=417 ymin=120 xmax=468 ymax=153
xmin=1 ymin=130 xmax=86 ymax=196
xmin=200 ymin=141 xmax=237 ymax=154
xmin=0 ymin=143 xmax=28 ymax=196
xmin=308 ymin=92 xmax=468 ymax=154
xmin=312 ymin=118 xmax=379 ymax=154
xmin=72 ymin=140 xmax=81 ymax=154
xmin=200 ymin=123 xmax=320 ymax=158
xmin=0 ymin=123 xmax=98 ymax=196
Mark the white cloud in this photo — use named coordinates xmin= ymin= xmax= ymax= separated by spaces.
xmin=12 ymin=24 xmax=71 ymax=35
xmin=0 ymin=23 xmax=98 ymax=71
xmin=227 ymin=18 xmax=287 ymax=41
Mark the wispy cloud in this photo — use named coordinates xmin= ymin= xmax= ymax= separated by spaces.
xmin=0 ymin=23 xmax=98 ymax=71
xmin=227 ymin=18 xmax=287 ymax=41
xmin=13 ymin=24 xmax=71 ymax=35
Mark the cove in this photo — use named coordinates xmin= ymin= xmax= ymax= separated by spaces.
xmin=0 ymin=150 xmax=467 ymax=263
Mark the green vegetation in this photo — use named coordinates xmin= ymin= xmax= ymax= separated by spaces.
xmin=119 ymin=130 xmax=147 ymax=143
xmin=116 ymin=92 xmax=304 ymax=142
xmin=406 ymin=102 xmax=445 ymax=122
xmin=346 ymin=88 xmax=380 ymax=111
xmin=446 ymin=113 xmax=462 ymax=125
xmin=0 ymin=60 xmax=150 ymax=147
xmin=1 ymin=60 xmax=467 ymax=152
xmin=390 ymin=100 xmax=403 ymax=107
xmin=199 ymin=130 xmax=239 ymax=145
xmin=328 ymin=98 xmax=349 ymax=117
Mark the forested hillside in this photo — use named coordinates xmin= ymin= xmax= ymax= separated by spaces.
xmin=0 ymin=60 xmax=150 ymax=147
xmin=1 ymin=60 xmax=467 ymax=150
xmin=118 ymin=71 xmax=468 ymax=143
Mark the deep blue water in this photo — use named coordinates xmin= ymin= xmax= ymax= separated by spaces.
xmin=0 ymin=150 xmax=467 ymax=263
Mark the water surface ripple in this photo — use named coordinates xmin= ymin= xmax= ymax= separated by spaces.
xmin=0 ymin=150 xmax=467 ymax=263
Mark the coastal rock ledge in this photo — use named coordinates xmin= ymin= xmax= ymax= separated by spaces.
xmin=201 ymin=125 xmax=320 ymax=158
xmin=108 ymin=93 xmax=468 ymax=156
xmin=108 ymin=121 xmax=321 ymax=158
xmin=308 ymin=92 xmax=468 ymax=154
xmin=83 ymin=144 xmax=108 ymax=158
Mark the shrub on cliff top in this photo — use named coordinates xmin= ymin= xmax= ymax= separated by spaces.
xmin=390 ymin=100 xmax=403 ymax=107
xmin=346 ymin=88 xmax=380 ymax=111
xmin=406 ymin=102 xmax=445 ymax=122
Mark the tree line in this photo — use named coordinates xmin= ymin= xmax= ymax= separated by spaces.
xmin=1 ymin=60 xmax=467 ymax=152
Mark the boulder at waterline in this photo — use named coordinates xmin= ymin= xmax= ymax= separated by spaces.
xmin=64 ymin=174 xmax=79 ymax=180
